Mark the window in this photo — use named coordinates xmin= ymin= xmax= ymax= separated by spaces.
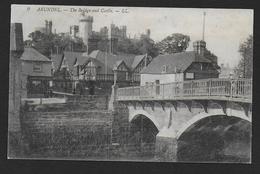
xmin=186 ymin=72 xmax=194 ymax=79
xmin=162 ymin=65 xmax=167 ymax=73
xmin=49 ymin=81 xmax=53 ymax=87
xmin=32 ymin=80 xmax=41 ymax=86
xmin=33 ymin=63 xmax=42 ymax=72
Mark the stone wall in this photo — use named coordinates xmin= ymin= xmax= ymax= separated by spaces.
xmin=9 ymin=94 xmax=114 ymax=159
xmin=66 ymin=95 xmax=109 ymax=110
xmin=20 ymin=110 xmax=113 ymax=159
xmin=111 ymin=102 xmax=130 ymax=145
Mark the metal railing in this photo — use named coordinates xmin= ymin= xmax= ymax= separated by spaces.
xmin=82 ymin=74 xmax=115 ymax=81
xmin=81 ymin=74 xmax=140 ymax=82
xmin=116 ymin=78 xmax=252 ymax=102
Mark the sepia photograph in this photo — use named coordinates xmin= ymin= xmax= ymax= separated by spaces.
xmin=9 ymin=4 xmax=253 ymax=163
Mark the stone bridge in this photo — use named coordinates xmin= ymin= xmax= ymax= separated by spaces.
xmin=111 ymin=78 xmax=252 ymax=162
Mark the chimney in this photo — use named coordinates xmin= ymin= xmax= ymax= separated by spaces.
xmin=193 ymin=40 xmax=206 ymax=57
xmin=10 ymin=23 xmax=24 ymax=52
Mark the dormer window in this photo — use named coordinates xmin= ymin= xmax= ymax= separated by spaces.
xmin=162 ymin=65 xmax=167 ymax=73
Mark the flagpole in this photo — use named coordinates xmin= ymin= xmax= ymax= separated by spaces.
xmin=105 ymin=24 xmax=111 ymax=79
xmin=202 ymin=11 xmax=206 ymax=41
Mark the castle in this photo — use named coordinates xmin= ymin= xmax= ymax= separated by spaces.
xmin=34 ymin=13 xmax=151 ymax=54
xmin=70 ymin=13 xmax=127 ymax=42
xmin=35 ymin=20 xmax=52 ymax=35
xmin=68 ymin=13 xmax=151 ymax=53
xmin=68 ymin=13 xmax=128 ymax=53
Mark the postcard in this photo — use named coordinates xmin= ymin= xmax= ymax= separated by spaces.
xmin=9 ymin=4 xmax=253 ymax=163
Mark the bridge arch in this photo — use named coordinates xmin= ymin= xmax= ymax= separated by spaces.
xmin=128 ymin=113 xmax=160 ymax=156
xmin=176 ymin=111 xmax=251 ymax=140
xmin=176 ymin=113 xmax=251 ymax=162
xmin=129 ymin=110 xmax=161 ymax=131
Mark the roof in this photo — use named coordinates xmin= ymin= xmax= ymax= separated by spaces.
xmin=88 ymin=50 xmax=138 ymax=72
xmin=114 ymin=60 xmax=124 ymax=69
xmin=131 ymin=55 xmax=146 ymax=69
xmin=21 ymin=47 xmax=52 ymax=62
xmin=50 ymin=51 xmax=87 ymax=71
xmin=140 ymin=51 xmax=211 ymax=74
xmin=51 ymin=50 xmax=147 ymax=73
xmin=84 ymin=57 xmax=106 ymax=70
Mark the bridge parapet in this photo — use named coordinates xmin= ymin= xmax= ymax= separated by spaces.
xmin=116 ymin=78 xmax=252 ymax=103
xmin=112 ymin=78 xmax=252 ymax=162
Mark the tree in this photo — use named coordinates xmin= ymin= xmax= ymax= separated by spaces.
xmin=204 ymin=48 xmax=219 ymax=69
xmin=26 ymin=31 xmax=86 ymax=57
xmin=117 ymin=38 xmax=140 ymax=55
xmin=234 ymin=35 xmax=253 ymax=78
xmin=117 ymin=36 xmax=159 ymax=57
xmin=156 ymin=33 xmax=190 ymax=54
xmin=28 ymin=31 xmax=54 ymax=57
xmin=137 ymin=36 xmax=159 ymax=57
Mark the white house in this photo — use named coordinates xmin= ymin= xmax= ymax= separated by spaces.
xmin=140 ymin=40 xmax=220 ymax=86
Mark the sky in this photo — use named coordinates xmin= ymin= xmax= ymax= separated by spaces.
xmin=11 ymin=5 xmax=253 ymax=68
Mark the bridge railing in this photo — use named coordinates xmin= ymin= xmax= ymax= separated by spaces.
xmin=116 ymin=78 xmax=252 ymax=101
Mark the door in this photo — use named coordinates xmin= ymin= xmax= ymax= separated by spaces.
xmin=88 ymin=80 xmax=95 ymax=95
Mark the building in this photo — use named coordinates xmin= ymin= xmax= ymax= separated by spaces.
xmin=140 ymin=40 xmax=219 ymax=86
xmin=131 ymin=29 xmax=151 ymax=41
xmin=51 ymin=50 xmax=152 ymax=94
xmin=9 ymin=23 xmax=25 ymax=157
xmin=70 ymin=25 xmax=79 ymax=39
xmin=75 ymin=14 xmax=129 ymax=53
xmin=9 ymin=23 xmax=24 ymax=141
xmin=79 ymin=14 xmax=93 ymax=46
xmin=35 ymin=20 xmax=52 ymax=35
xmin=51 ymin=51 xmax=90 ymax=93
xmin=20 ymin=47 xmax=53 ymax=97
xmin=110 ymin=24 xmax=127 ymax=40
xmin=46 ymin=15 xmax=133 ymax=54
xmin=83 ymin=50 xmax=152 ymax=81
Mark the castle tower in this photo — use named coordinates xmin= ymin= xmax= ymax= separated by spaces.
xmin=146 ymin=29 xmax=151 ymax=38
xmin=79 ymin=13 xmax=93 ymax=49
xmin=121 ymin=25 xmax=127 ymax=38
xmin=48 ymin=21 xmax=52 ymax=34
xmin=44 ymin=20 xmax=52 ymax=34
xmin=45 ymin=20 xmax=48 ymax=34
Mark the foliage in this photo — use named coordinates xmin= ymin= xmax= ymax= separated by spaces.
xmin=25 ymin=31 xmax=193 ymax=59
xmin=137 ymin=36 xmax=159 ymax=57
xmin=26 ymin=31 xmax=53 ymax=57
xmin=234 ymin=35 xmax=253 ymax=78
xmin=117 ymin=38 xmax=139 ymax=54
xmin=117 ymin=36 xmax=159 ymax=57
xmin=156 ymin=33 xmax=190 ymax=54
xmin=25 ymin=31 xmax=86 ymax=57
xmin=204 ymin=48 xmax=219 ymax=68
